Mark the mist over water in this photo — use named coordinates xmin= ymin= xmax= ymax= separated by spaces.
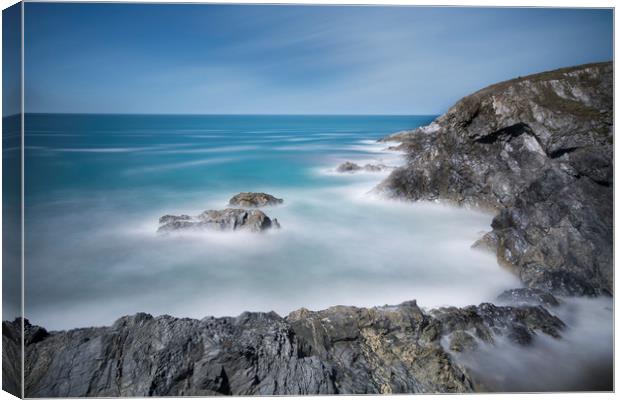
xmin=23 ymin=115 xmax=611 ymax=391
xmin=450 ymin=297 xmax=613 ymax=392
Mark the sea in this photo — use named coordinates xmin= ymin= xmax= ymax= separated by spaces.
xmin=20 ymin=114 xmax=611 ymax=390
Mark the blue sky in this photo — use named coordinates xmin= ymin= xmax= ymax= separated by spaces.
xmin=24 ymin=4 xmax=613 ymax=115
xmin=3 ymin=3 xmax=21 ymax=117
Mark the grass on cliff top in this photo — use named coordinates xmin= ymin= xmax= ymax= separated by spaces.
xmin=486 ymin=61 xmax=612 ymax=92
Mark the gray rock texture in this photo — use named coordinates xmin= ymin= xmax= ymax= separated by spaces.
xmin=2 ymin=321 xmax=22 ymax=396
xmin=336 ymin=161 xmax=391 ymax=173
xmin=158 ymin=208 xmax=280 ymax=233
xmin=6 ymin=299 xmax=565 ymax=397
xmin=496 ymin=288 xmax=560 ymax=307
xmin=228 ymin=192 xmax=283 ymax=208
xmin=378 ymin=62 xmax=613 ymax=296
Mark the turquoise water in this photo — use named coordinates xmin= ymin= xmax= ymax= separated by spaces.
xmin=24 ymin=114 xmax=521 ymax=330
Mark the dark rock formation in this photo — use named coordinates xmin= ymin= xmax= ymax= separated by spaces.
xmin=228 ymin=192 xmax=283 ymax=208
xmin=431 ymin=302 xmax=564 ymax=347
xmin=158 ymin=208 xmax=280 ymax=233
xmin=496 ymin=288 xmax=560 ymax=307
xmin=378 ymin=62 xmax=613 ymax=296
xmin=2 ymin=320 xmax=21 ymax=397
xmin=6 ymin=300 xmax=564 ymax=396
xmin=336 ymin=161 xmax=391 ymax=173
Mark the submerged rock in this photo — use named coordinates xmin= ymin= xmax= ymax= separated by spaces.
xmin=336 ymin=161 xmax=391 ymax=173
xmin=9 ymin=299 xmax=565 ymax=396
xmin=378 ymin=62 xmax=613 ymax=296
xmin=228 ymin=192 xmax=283 ymax=208
xmin=158 ymin=208 xmax=279 ymax=233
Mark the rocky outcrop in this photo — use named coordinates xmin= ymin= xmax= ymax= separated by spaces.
xmin=431 ymin=302 xmax=563 ymax=348
xmin=496 ymin=288 xmax=560 ymax=307
xmin=228 ymin=192 xmax=283 ymax=208
xmin=158 ymin=208 xmax=280 ymax=233
xmin=378 ymin=62 xmax=613 ymax=296
xmin=2 ymin=320 xmax=22 ymax=397
xmin=336 ymin=161 xmax=392 ymax=173
xmin=5 ymin=299 xmax=564 ymax=397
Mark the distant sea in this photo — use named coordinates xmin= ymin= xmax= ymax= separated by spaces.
xmin=23 ymin=114 xmax=522 ymax=330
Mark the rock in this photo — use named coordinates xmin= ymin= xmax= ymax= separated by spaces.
xmin=336 ymin=161 xmax=362 ymax=172
xmin=363 ymin=163 xmax=390 ymax=172
xmin=377 ymin=62 xmax=613 ymax=296
xmin=378 ymin=130 xmax=417 ymax=143
xmin=336 ymin=161 xmax=391 ymax=173
xmin=496 ymin=288 xmax=560 ymax=307
xmin=8 ymin=299 xmax=566 ymax=396
xmin=158 ymin=208 xmax=279 ymax=233
xmin=430 ymin=302 xmax=565 ymax=347
xmin=228 ymin=192 xmax=283 ymax=208
xmin=2 ymin=319 xmax=22 ymax=397
xmin=448 ymin=331 xmax=478 ymax=352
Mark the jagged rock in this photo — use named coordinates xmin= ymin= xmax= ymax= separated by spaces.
xmin=2 ymin=320 xmax=22 ymax=396
xmin=228 ymin=192 xmax=283 ymax=208
xmin=430 ymin=302 xmax=564 ymax=347
xmin=378 ymin=62 xmax=613 ymax=296
xmin=336 ymin=161 xmax=391 ymax=173
xmin=158 ymin=208 xmax=280 ymax=233
xmin=5 ymin=299 xmax=566 ymax=396
xmin=448 ymin=331 xmax=478 ymax=353
xmin=496 ymin=288 xmax=560 ymax=307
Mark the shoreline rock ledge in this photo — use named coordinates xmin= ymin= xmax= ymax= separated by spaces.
xmin=378 ymin=61 xmax=613 ymax=296
xmin=6 ymin=299 xmax=564 ymax=396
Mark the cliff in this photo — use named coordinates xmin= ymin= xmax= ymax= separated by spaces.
xmin=379 ymin=62 xmax=613 ymax=296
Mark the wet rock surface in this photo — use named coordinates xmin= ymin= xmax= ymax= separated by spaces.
xmin=228 ymin=192 xmax=283 ymax=208
xmin=6 ymin=299 xmax=565 ymax=396
xmin=496 ymin=288 xmax=560 ymax=307
xmin=336 ymin=161 xmax=392 ymax=173
xmin=378 ymin=62 xmax=613 ymax=296
xmin=158 ymin=208 xmax=280 ymax=233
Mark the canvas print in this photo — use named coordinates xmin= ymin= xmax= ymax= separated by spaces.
xmin=1 ymin=2 xmax=614 ymax=397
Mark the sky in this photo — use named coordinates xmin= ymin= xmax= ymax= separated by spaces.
xmin=23 ymin=4 xmax=613 ymax=115
xmin=3 ymin=3 xmax=21 ymax=117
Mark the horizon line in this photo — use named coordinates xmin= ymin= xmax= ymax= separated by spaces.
xmin=7 ymin=112 xmax=441 ymax=117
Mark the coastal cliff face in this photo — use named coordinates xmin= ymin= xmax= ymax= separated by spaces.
xmin=380 ymin=62 xmax=613 ymax=296
xmin=5 ymin=299 xmax=564 ymax=397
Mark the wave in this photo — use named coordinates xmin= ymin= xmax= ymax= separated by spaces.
xmin=124 ymin=156 xmax=244 ymax=174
